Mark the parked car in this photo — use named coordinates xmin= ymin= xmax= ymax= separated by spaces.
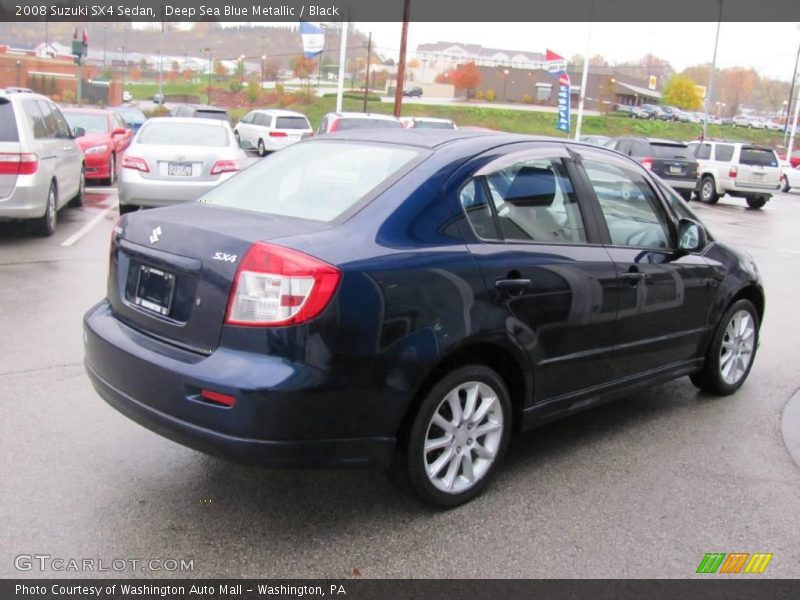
xmin=84 ymin=130 xmax=764 ymax=507
xmin=780 ymin=162 xmax=800 ymax=192
xmin=786 ymin=149 xmax=800 ymax=168
xmin=402 ymin=86 xmax=423 ymax=98
xmin=765 ymin=119 xmax=783 ymax=132
xmin=605 ymin=137 xmax=698 ymax=200
xmin=660 ymin=106 xmax=684 ymax=121
xmin=152 ymin=93 xmax=165 ymax=105
xmin=731 ymin=115 xmax=752 ymax=127
xmin=316 ymin=112 xmax=404 ymax=134
xmin=748 ymin=118 xmax=767 ymax=130
xmin=0 ymin=88 xmax=84 ymax=235
xmin=401 ymin=116 xmax=457 ymax=130
xmin=689 ymin=140 xmax=781 ymax=209
xmin=122 ymin=91 xmax=133 ymax=103
xmin=61 ymin=107 xmax=133 ymax=185
xmin=615 ymin=104 xmax=649 ymax=119
xmin=112 ymin=106 xmax=147 ymax=133
xmin=117 ymin=117 xmax=246 ymax=214
xmin=639 ymin=104 xmax=669 ymax=120
xmin=234 ymin=109 xmax=312 ymax=156
xmin=169 ymin=104 xmax=228 ymax=121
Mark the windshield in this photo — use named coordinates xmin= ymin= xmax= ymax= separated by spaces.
xmin=199 ymin=141 xmax=421 ymax=222
xmin=414 ymin=120 xmax=455 ymax=129
xmin=336 ymin=118 xmax=403 ymax=131
xmin=62 ymin=112 xmax=108 ymax=134
xmin=275 ymin=116 xmax=310 ymax=130
xmin=115 ymin=108 xmax=145 ymax=124
xmin=740 ymin=147 xmax=778 ymax=167
xmin=138 ymin=122 xmax=229 ymax=147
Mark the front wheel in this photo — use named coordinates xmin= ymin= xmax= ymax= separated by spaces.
xmin=34 ymin=182 xmax=57 ymax=236
xmin=257 ymin=139 xmax=266 ymax=157
xmin=68 ymin=168 xmax=85 ymax=208
xmin=780 ymin=175 xmax=790 ymax=193
xmin=699 ymin=176 xmax=719 ymax=204
xmin=746 ymin=196 xmax=767 ymax=209
xmin=393 ymin=365 xmax=512 ymax=508
xmin=690 ymin=299 xmax=759 ymax=395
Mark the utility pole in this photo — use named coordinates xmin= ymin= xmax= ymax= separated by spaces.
xmin=336 ymin=21 xmax=348 ymax=113
xmin=703 ymin=0 xmax=724 ymax=140
xmin=784 ymin=32 xmax=800 ymax=141
xmin=393 ymin=0 xmax=411 ymax=117
xmin=363 ymin=32 xmax=372 ymax=113
xmin=574 ymin=10 xmax=594 ymax=140
xmin=788 ymin=92 xmax=800 ymax=166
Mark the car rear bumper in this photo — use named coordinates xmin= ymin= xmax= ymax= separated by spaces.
xmin=732 ymin=182 xmax=780 ymax=193
xmin=0 ymin=174 xmax=48 ymax=220
xmin=83 ymin=152 xmax=112 ymax=181
xmin=118 ymin=170 xmax=233 ymax=207
xmin=83 ymin=301 xmax=396 ymax=469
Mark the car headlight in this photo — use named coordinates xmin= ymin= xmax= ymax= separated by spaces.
xmin=85 ymin=144 xmax=109 ymax=155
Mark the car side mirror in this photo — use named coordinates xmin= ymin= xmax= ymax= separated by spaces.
xmin=677 ymin=218 xmax=707 ymax=253
xmin=111 ymin=128 xmax=127 ymax=136
xmin=72 ymin=127 xmax=85 ymax=138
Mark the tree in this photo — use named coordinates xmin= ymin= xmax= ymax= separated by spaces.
xmin=719 ymin=67 xmax=758 ymax=116
xmin=755 ymin=77 xmax=790 ymax=114
xmin=290 ymin=55 xmax=317 ymax=83
xmin=662 ymin=74 xmax=703 ymax=110
xmin=129 ymin=66 xmax=142 ymax=81
xmin=262 ymin=59 xmax=280 ymax=81
xmin=213 ymin=60 xmax=228 ymax=77
xmin=138 ymin=57 xmax=148 ymax=70
xmin=450 ymin=62 xmax=482 ymax=97
xmin=182 ymin=68 xmax=193 ymax=81
xmin=434 ymin=72 xmax=451 ymax=84
xmin=407 ymin=58 xmax=421 ymax=69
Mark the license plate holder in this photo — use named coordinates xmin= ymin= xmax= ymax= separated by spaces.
xmin=134 ymin=265 xmax=176 ymax=316
xmin=168 ymin=162 xmax=193 ymax=177
xmin=669 ymin=166 xmax=682 ymax=175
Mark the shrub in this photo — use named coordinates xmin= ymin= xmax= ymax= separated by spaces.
xmin=474 ymin=90 xmax=484 ymax=101
xmin=485 ymin=89 xmax=496 ymax=101
xmin=522 ymin=94 xmax=533 ymax=104
xmin=246 ymin=78 xmax=261 ymax=104
xmin=63 ymin=89 xmax=76 ymax=103
xmin=275 ymin=83 xmax=285 ymax=96
xmin=229 ymin=80 xmax=243 ymax=93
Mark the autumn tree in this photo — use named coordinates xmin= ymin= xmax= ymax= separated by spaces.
xmin=182 ymin=68 xmax=193 ymax=81
xmin=719 ymin=67 xmax=758 ymax=116
xmin=450 ymin=62 xmax=482 ymax=97
xmin=662 ymin=74 xmax=703 ymax=110
xmin=213 ymin=60 xmax=228 ymax=77
xmin=407 ymin=58 xmax=421 ymax=69
xmin=129 ymin=66 xmax=142 ymax=81
xmin=755 ymin=77 xmax=790 ymax=114
xmin=290 ymin=55 xmax=317 ymax=84
xmin=262 ymin=59 xmax=280 ymax=81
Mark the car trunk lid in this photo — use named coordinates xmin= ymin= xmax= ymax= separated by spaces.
xmin=737 ymin=146 xmax=780 ymax=186
xmin=109 ymin=202 xmax=331 ymax=353
xmin=647 ymin=143 xmax=697 ymax=181
xmin=0 ymin=98 xmax=22 ymax=198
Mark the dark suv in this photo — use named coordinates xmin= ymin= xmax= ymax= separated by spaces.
xmin=403 ymin=86 xmax=423 ymax=98
xmin=606 ymin=137 xmax=699 ymax=200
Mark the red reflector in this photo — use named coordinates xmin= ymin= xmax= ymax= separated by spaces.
xmin=200 ymin=390 xmax=236 ymax=407
xmin=210 ymin=160 xmax=240 ymax=175
xmin=269 ymin=131 xmax=288 ymax=137
xmin=0 ymin=152 xmax=38 ymax=175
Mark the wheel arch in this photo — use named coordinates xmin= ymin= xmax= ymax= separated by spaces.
xmin=730 ymin=284 xmax=765 ymax=326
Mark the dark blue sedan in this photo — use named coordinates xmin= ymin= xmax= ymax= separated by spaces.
xmin=84 ymin=130 xmax=764 ymax=507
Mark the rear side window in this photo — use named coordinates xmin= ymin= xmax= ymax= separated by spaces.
xmin=254 ymin=114 xmax=272 ymax=127
xmin=200 ymin=141 xmax=421 ymax=222
xmin=138 ymin=122 xmax=229 ymax=147
xmin=649 ymin=143 xmax=694 ymax=160
xmin=460 ymin=179 xmax=500 ymax=240
xmin=21 ymin=100 xmax=47 ymax=139
xmin=695 ymin=143 xmax=712 ymax=160
xmin=0 ymin=99 xmax=19 ymax=141
xmin=275 ymin=116 xmax=310 ymax=130
xmin=336 ymin=118 xmax=403 ymax=131
xmin=714 ymin=144 xmax=734 ymax=162
xmin=195 ymin=110 xmax=228 ymax=121
xmin=739 ymin=147 xmax=778 ymax=167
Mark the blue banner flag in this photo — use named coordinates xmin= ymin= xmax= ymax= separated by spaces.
xmin=300 ymin=22 xmax=325 ymax=58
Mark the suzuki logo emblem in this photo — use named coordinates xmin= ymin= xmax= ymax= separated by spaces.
xmin=149 ymin=226 xmax=162 ymax=244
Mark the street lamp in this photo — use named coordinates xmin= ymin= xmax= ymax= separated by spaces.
xmin=502 ymin=68 xmax=510 ymax=102
xmin=118 ymin=46 xmax=126 ymax=97
xmin=15 ymin=60 xmax=21 ymax=86
xmin=238 ymin=54 xmax=245 ymax=85
xmin=201 ymin=47 xmax=213 ymax=104
xmin=261 ymin=54 xmax=266 ymax=88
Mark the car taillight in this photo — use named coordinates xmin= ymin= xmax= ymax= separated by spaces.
xmin=641 ymin=157 xmax=653 ymax=170
xmin=729 ymin=166 xmax=738 ymax=178
xmin=0 ymin=152 xmax=38 ymax=175
xmin=210 ymin=160 xmax=240 ymax=175
xmin=269 ymin=131 xmax=287 ymax=138
xmin=122 ymin=156 xmax=149 ymax=172
xmin=225 ymin=242 xmax=341 ymax=327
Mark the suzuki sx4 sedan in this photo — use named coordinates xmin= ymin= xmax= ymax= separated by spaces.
xmin=84 ymin=131 xmax=764 ymax=507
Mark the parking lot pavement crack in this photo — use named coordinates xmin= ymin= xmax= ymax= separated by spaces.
xmin=781 ymin=386 xmax=800 ymax=470
xmin=0 ymin=361 xmax=83 ymax=378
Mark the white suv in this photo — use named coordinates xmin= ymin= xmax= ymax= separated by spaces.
xmin=689 ymin=141 xmax=780 ymax=209
xmin=0 ymin=89 xmax=84 ymax=235
xmin=234 ymin=109 xmax=312 ymax=156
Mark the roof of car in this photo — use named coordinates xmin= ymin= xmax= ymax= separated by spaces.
xmin=146 ymin=116 xmax=231 ymax=127
xmin=60 ymin=107 xmax=111 ymax=116
xmin=327 ymin=112 xmax=402 ymax=121
xmin=251 ymin=108 xmax=307 ymax=117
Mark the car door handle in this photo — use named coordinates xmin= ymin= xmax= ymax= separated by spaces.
xmin=620 ymin=272 xmax=647 ymax=284
xmin=495 ymin=278 xmax=532 ymax=290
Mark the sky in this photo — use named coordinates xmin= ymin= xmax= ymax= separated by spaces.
xmin=349 ymin=22 xmax=800 ymax=81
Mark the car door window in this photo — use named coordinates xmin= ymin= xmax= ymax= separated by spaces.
xmin=49 ymin=104 xmax=72 ymax=138
xmin=582 ymin=159 xmax=671 ymax=249
xmin=631 ymin=141 xmax=649 ymax=156
xmin=615 ymin=140 xmax=632 ymax=155
xmin=255 ymin=114 xmax=272 ymax=127
xmin=22 ymin=100 xmax=47 ymax=139
xmin=459 ymin=179 xmax=500 ymax=240
xmin=714 ymin=144 xmax=734 ymax=162
xmin=36 ymin=101 xmax=59 ymax=138
xmin=481 ymin=158 xmax=587 ymax=244
xmin=242 ymin=112 xmax=255 ymax=124
xmin=695 ymin=143 xmax=712 ymax=160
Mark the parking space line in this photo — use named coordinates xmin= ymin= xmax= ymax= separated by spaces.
xmin=60 ymin=204 xmax=116 ymax=247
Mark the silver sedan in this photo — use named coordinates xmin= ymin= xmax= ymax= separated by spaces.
xmin=118 ymin=117 xmax=247 ymax=213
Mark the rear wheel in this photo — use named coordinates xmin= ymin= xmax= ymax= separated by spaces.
xmin=746 ymin=196 xmax=767 ymax=209
xmin=690 ymin=299 xmax=759 ymax=395
xmin=68 ymin=168 xmax=85 ymax=208
xmin=392 ymin=365 xmax=512 ymax=508
xmin=34 ymin=182 xmax=57 ymax=237
xmin=257 ymin=139 xmax=266 ymax=157
xmin=699 ymin=176 xmax=718 ymax=204
xmin=234 ymin=131 xmax=241 ymax=148
xmin=105 ymin=154 xmax=116 ymax=186
xmin=780 ymin=175 xmax=790 ymax=193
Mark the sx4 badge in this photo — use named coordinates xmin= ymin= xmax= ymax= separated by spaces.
xmin=212 ymin=252 xmax=238 ymax=263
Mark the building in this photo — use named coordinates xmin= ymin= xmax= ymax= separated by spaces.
xmin=415 ymin=41 xmax=546 ymax=72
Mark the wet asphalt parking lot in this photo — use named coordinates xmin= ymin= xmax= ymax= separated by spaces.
xmin=1 ymin=181 xmax=799 ymax=578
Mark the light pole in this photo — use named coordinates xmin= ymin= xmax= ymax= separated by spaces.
xmin=238 ymin=54 xmax=245 ymax=85
xmin=363 ymin=32 xmax=372 ymax=113
xmin=261 ymin=55 xmax=266 ymax=88
xmin=202 ymin=47 xmax=212 ymax=104
xmin=119 ymin=46 xmax=126 ymax=97
xmin=157 ymin=50 xmax=163 ymax=102
xmin=502 ymin=68 xmax=510 ymax=102
xmin=783 ymin=24 xmax=800 ymax=142
xmin=703 ymin=0 xmax=724 ymax=140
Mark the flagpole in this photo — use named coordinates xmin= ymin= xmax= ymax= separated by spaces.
xmin=574 ymin=5 xmax=594 ymax=140
xmin=336 ymin=21 xmax=348 ymax=113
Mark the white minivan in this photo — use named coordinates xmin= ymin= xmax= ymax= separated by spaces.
xmin=233 ymin=109 xmax=312 ymax=156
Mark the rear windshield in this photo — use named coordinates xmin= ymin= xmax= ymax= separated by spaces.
xmin=199 ymin=141 xmax=421 ymax=222
xmin=650 ymin=143 xmax=694 ymax=160
xmin=195 ymin=110 xmax=228 ymax=121
xmin=0 ymin=99 xmax=19 ymax=141
xmin=739 ymin=147 xmax=778 ymax=167
xmin=138 ymin=122 xmax=229 ymax=147
xmin=336 ymin=118 xmax=403 ymax=131
xmin=62 ymin=112 xmax=108 ymax=133
xmin=115 ymin=108 xmax=145 ymax=124
xmin=414 ymin=120 xmax=455 ymax=129
xmin=275 ymin=116 xmax=310 ymax=130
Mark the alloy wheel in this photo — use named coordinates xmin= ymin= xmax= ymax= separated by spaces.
xmin=719 ymin=309 xmax=756 ymax=385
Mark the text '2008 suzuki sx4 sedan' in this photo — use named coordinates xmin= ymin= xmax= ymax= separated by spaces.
xmin=84 ymin=131 xmax=764 ymax=507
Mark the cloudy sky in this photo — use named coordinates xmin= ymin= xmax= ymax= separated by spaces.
xmin=353 ymin=22 xmax=800 ymax=80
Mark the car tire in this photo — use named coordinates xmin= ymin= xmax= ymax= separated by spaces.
xmin=746 ymin=196 xmax=767 ymax=209
xmin=392 ymin=364 xmax=512 ymax=508
xmin=690 ymin=299 xmax=759 ymax=395
xmin=679 ymin=190 xmax=693 ymax=202
xmin=119 ymin=203 xmax=138 ymax=215
xmin=68 ymin=168 xmax=85 ymax=208
xmin=780 ymin=175 xmax=790 ymax=193
xmin=34 ymin=182 xmax=58 ymax=237
xmin=235 ymin=131 xmax=241 ymax=148
xmin=699 ymin=176 xmax=718 ymax=204
xmin=257 ymin=139 xmax=266 ymax=157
